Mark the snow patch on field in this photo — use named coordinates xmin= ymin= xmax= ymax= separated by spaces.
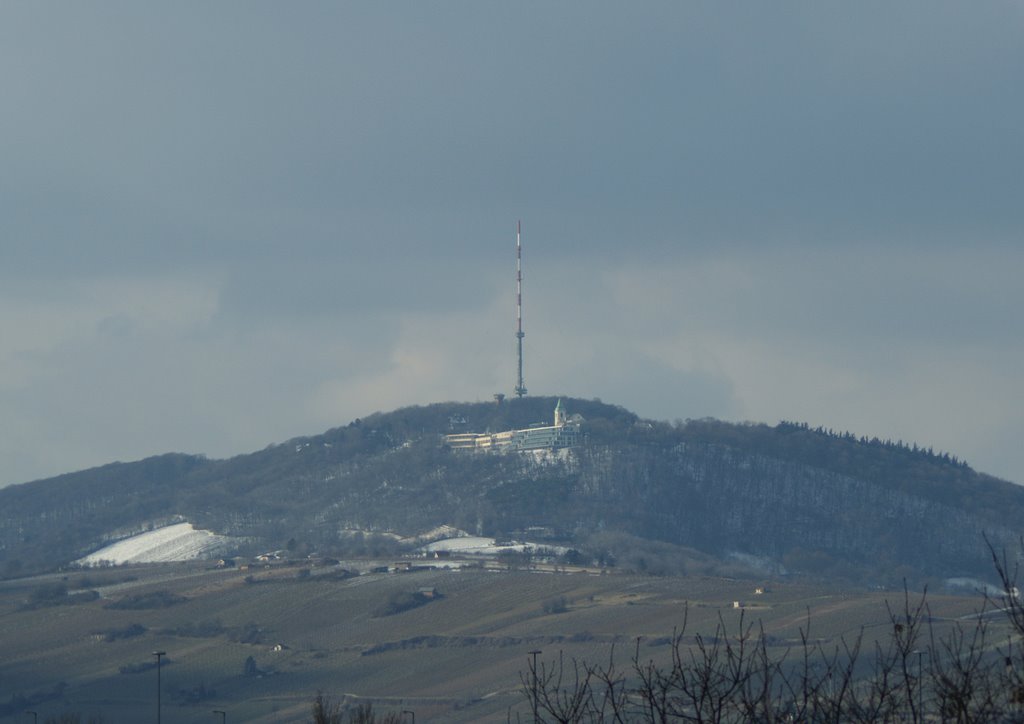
xmin=405 ymin=525 xmax=471 ymax=544
xmin=421 ymin=536 xmax=532 ymax=555
xmin=76 ymin=522 xmax=231 ymax=566
xmin=945 ymin=577 xmax=1003 ymax=597
xmin=419 ymin=535 xmax=571 ymax=557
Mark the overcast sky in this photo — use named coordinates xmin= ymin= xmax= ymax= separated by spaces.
xmin=2 ymin=3 xmax=1023 ymax=487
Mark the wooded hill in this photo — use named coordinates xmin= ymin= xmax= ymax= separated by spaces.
xmin=1 ymin=397 xmax=1021 ymax=586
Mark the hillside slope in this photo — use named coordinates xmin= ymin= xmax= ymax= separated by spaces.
xmin=0 ymin=397 xmax=1020 ymax=584
xmin=1 ymin=563 xmax=1002 ymax=723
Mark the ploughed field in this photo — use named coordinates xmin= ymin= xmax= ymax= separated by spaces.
xmin=0 ymin=562 xmax=1003 ymax=723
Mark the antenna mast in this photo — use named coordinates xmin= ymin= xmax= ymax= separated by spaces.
xmin=514 ymin=220 xmax=527 ymax=398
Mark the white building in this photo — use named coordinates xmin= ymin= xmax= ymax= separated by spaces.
xmin=444 ymin=399 xmax=581 ymax=451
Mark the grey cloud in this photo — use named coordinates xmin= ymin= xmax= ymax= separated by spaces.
xmin=1 ymin=2 xmax=1022 ymax=485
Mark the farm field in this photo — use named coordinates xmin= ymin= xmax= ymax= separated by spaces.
xmin=0 ymin=562 xmax=1004 ymax=723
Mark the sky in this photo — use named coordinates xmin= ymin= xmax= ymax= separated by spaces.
xmin=2 ymin=2 xmax=1023 ymax=487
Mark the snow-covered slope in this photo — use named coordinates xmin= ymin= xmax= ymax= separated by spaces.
xmin=76 ymin=522 xmax=231 ymax=565
xmin=421 ymin=536 xmax=531 ymax=555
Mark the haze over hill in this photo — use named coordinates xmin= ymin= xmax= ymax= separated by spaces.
xmin=1 ymin=397 xmax=1020 ymax=588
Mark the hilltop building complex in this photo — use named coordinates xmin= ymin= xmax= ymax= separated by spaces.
xmin=445 ymin=399 xmax=582 ymax=452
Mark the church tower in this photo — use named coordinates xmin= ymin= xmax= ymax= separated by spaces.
xmin=554 ymin=398 xmax=566 ymax=427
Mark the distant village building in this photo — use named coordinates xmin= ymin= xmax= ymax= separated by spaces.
xmin=444 ymin=399 xmax=582 ymax=451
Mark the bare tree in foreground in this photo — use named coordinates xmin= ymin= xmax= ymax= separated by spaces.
xmin=516 ymin=541 xmax=1024 ymax=723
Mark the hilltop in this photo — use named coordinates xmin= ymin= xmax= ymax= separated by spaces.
xmin=1 ymin=397 xmax=1021 ymax=586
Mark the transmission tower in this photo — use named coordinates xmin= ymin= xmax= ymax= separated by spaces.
xmin=514 ymin=220 xmax=527 ymax=398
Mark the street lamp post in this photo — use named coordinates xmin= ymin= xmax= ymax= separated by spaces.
xmin=25 ymin=712 xmax=37 ymax=724
xmin=213 ymin=709 xmax=227 ymax=724
xmin=401 ymin=709 xmax=415 ymax=724
xmin=1008 ymin=636 xmax=1017 ymax=714
xmin=153 ymin=651 xmax=166 ymax=724
xmin=529 ymin=649 xmax=542 ymax=724
xmin=918 ymin=649 xmax=924 ymax=719
xmin=912 ymin=649 xmax=928 ymax=722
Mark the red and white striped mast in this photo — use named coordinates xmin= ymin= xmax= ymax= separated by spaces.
xmin=514 ymin=220 xmax=527 ymax=398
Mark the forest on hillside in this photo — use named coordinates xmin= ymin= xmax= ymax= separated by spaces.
xmin=0 ymin=397 xmax=1020 ymax=586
